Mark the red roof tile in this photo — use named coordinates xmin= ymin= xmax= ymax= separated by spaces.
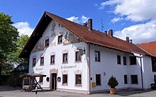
xmin=138 ymin=41 xmax=156 ymax=57
xmin=19 ymin=12 xmax=149 ymax=58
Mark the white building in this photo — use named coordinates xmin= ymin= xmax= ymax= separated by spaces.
xmin=20 ymin=12 xmax=156 ymax=94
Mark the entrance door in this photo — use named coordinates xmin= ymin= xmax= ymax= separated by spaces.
xmin=51 ymin=73 xmax=57 ymax=90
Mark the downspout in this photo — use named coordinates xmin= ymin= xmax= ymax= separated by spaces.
xmin=139 ymin=55 xmax=144 ymax=90
xmin=87 ymin=43 xmax=91 ymax=94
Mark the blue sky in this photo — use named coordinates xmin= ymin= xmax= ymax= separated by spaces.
xmin=0 ymin=0 xmax=156 ymax=43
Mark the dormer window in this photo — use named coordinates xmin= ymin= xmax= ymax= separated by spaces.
xmin=58 ymin=35 xmax=63 ymax=44
xmin=45 ymin=39 xmax=49 ymax=47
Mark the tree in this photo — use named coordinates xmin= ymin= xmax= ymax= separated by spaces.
xmin=0 ymin=13 xmax=18 ymax=83
xmin=9 ymin=35 xmax=29 ymax=65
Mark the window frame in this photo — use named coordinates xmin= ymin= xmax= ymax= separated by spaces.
xmin=75 ymin=74 xmax=82 ymax=86
xmin=32 ymin=57 xmax=36 ymax=67
xmin=75 ymin=51 xmax=81 ymax=62
xmin=131 ymin=75 xmax=138 ymax=84
xmin=39 ymin=76 xmax=43 ymax=83
xmin=152 ymin=57 xmax=156 ymax=72
xmin=96 ymin=74 xmax=101 ymax=86
xmin=50 ymin=55 xmax=55 ymax=64
xmin=62 ymin=74 xmax=68 ymax=85
xmin=130 ymin=56 xmax=137 ymax=65
xmin=123 ymin=56 xmax=127 ymax=65
xmin=63 ymin=53 xmax=68 ymax=63
xmin=95 ymin=51 xmax=100 ymax=62
xmin=124 ymin=75 xmax=128 ymax=84
xmin=117 ymin=55 xmax=121 ymax=64
xmin=58 ymin=35 xmax=63 ymax=44
xmin=45 ymin=38 xmax=49 ymax=47
xmin=40 ymin=56 xmax=44 ymax=66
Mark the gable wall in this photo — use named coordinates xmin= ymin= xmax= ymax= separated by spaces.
xmin=29 ymin=19 xmax=89 ymax=92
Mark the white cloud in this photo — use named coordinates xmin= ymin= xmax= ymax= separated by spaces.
xmin=99 ymin=0 xmax=123 ymax=9
xmin=13 ymin=22 xmax=34 ymax=36
xmin=66 ymin=16 xmax=79 ymax=23
xmin=66 ymin=15 xmax=89 ymax=24
xmin=114 ymin=20 xmax=156 ymax=43
xmin=111 ymin=17 xmax=123 ymax=23
xmin=100 ymin=0 xmax=156 ymax=22
xmin=100 ymin=0 xmax=156 ymax=43
xmin=81 ymin=15 xmax=89 ymax=23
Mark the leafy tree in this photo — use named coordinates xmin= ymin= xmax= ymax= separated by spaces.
xmin=0 ymin=13 xmax=18 ymax=82
xmin=8 ymin=35 xmax=29 ymax=66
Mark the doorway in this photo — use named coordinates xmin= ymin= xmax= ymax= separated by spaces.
xmin=51 ymin=73 xmax=57 ymax=90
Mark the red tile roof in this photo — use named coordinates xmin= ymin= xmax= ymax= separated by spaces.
xmin=138 ymin=41 xmax=156 ymax=57
xmin=19 ymin=12 xmax=149 ymax=58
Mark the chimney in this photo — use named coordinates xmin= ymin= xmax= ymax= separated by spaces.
xmin=126 ymin=37 xmax=132 ymax=43
xmin=126 ymin=37 xmax=129 ymax=42
xmin=88 ymin=19 xmax=92 ymax=31
xmin=108 ymin=29 xmax=113 ymax=37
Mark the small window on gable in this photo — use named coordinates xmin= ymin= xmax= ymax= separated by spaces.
xmin=117 ymin=55 xmax=121 ymax=64
xmin=50 ymin=55 xmax=55 ymax=64
xmin=95 ymin=51 xmax=100 ymax=62
xmin=130 ymin=56 xmax=136 ymax=65
xmin=40 ymin=56 xmax=44 ymax=66
xmin=32 ymin=58 xmax=36 ymax=67
xmin=45 ymin=38 xmax=49 ymax=47
xmin=58 ymin=35 xmax=63 ymax=44
xmin=63 ymin=53 xmax=68 ymax=63
xmin=75 ymin=51 xmax=81 ymax=62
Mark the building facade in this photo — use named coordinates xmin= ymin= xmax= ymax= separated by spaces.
xmin=20 ymin=12 xmax=156 ymax=94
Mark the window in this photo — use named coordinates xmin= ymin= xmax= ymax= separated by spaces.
xmin=50 ymin=55 xmax=55 ymax=64
xmin=45 ymin=38 xmax=49 ymax=47
xmin=130 ymin=56 xmax=136 ymax=65
xmin=63 ymin=53 xmax=68 ymax=63
xmin=152 ymin=57 xmax=156 ymax=72
xmin=124 ymin=75 xmax=128 ymax=84
xmin=117 ymin=55 xmax=121 ymax=64
xmin=75 ymin=51 xmax=81 ymax=62
xmin=95 ymin=51 xmax=100 ymax=62
xmin=96 ymin=74 xmax=101 ymax=85
xmin=123 ymin=56 xmax=127 ymax=65
xmin=75 ymin=74 xmax=81 ymax=85
xmin=58 ymin=35 xmax=63 ymax=44
xmin=62 ymin=74 xmax=68 ymax=85
xmin=32 ymin=58 xmax=36 ymax=66
xmin=39 ymin=76 xmax=43 ymax=83
xmin=131 ymin=75 xmax=138 ymax=84
xmin=40 ymin=56 xmax=44 ymax=66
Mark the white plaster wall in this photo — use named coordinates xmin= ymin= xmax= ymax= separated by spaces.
xmin=29 ymin=20 xmax=89 ymax=91
xmin=142 ymin=56 xmax=154 ymax=89
xmin=89 ymin=45 xmax=129 ymax=92
xmin=89 ymin=45 xmax=153 ymax=92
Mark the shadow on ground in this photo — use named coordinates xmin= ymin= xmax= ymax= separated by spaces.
xmin=0 ymin=85 xmax=21 ymax=91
